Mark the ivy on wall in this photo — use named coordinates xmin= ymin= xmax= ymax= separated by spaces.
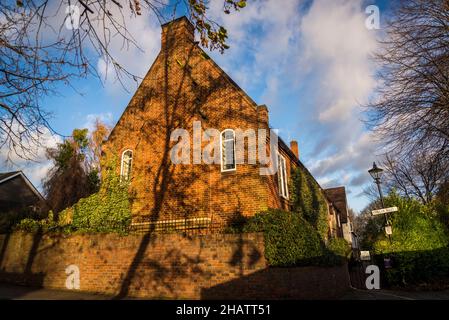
xmin=289 ymin=167 xmax=329 ymax=239
xmin=62 ymin=158 xmax=132 ymax=234
xmin=15 ymin=158 xmax=132 ymax=235
xmin=241 ymin=209 xmax=350 ymax=267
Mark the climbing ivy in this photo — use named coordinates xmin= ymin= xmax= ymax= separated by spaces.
xmin=289 ymin=167 xmax=329 ymax=239
xmin=15 ymin=158 xmax=132 ymax=235
xmin=66 ymin=158 xmax=132 ymax=234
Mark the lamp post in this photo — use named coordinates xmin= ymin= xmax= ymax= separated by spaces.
xmin=368 ymin=162 xmax=392 ymax=242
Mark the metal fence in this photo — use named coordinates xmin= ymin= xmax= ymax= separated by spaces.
xmin=129 ymin=216 xmax=242 ymax=235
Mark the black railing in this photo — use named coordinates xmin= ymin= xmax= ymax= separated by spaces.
xmin=129 ymin=217 xmax=243 ymax=235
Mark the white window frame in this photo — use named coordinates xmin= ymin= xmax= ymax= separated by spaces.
xmin=220 ymin=129 xmax=236 ymax=172
xmin=277 ymin=152 xmax=289 ymax=199
xmin=120 ymin=149 xmax=133 ymax=181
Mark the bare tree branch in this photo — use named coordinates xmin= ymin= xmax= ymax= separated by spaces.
xmin=366 ymin=0 xmax=449 ymax=159
xmin=0 ymin=0 xmax=247 ymax=161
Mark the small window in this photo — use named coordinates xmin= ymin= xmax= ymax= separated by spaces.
xmin=277 ymin=153 xmax=289 ymax=199
xmin=121 ymin=149 xmax=133 ymax=181
xmin=221 ymin=129 xmax=236 ymax=172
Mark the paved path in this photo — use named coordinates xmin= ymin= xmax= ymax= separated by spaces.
xmin=0 ymin=283 xmax=115 ymax=300
xmin=2 ymin=282 xmax=449 ymax=300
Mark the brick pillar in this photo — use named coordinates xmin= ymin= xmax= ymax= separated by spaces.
xmin=161 ymin=16 xmax=195 ymax=49
xmin=257 ymin=105 xmax=269 ymax=129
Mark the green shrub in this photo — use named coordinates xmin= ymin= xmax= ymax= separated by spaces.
xmin=375 ymin=248 xmax=449 ymax=287
xmin=290 ymin=167 xmax=329 ymax=239
xmin=14 ymin=218 xmax=42 ymax=233
xmin=243 ymin=210 xmax=323 ymax=266
xmin=14 ymin=211 xmax=60 ymax=233
xmin=327 ymin=237 xmax=351 ymax=258
xmin=241 ymin=209 xmax=347 ymax=267
xmin=435 ymin=201 xmax=449 ymax=229
xmin=370 ymin=191 xmax=449 ymax=286
xmin=373 ymin=192 xmax=449 ymax=254
xmin=323 ymin=237 xmax=351 ymax=266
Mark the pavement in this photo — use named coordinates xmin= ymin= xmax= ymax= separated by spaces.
xmin=2 ymin=282 xmax=449 ymax=300
xmin=0 ymin=283 xmax=114 ymax=300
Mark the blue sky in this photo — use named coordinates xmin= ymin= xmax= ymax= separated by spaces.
xmin=1 ymin=0 xmax=394 ymax=212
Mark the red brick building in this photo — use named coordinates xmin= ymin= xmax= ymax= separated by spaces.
xmin=103 ymin=17 xmax=348 ymax=238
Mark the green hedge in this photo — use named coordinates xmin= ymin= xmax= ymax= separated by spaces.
xmin=375 ymin=248 xmax=449 ymax=286
xmin=241 ymin=209 xmax=349 ymax=267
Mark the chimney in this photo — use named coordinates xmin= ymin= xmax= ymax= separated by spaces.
xmin=290 ymin=140 xmax=299 ymax=159
xmin=161 ymin=16 xmax=195 ymax=49
xmin=257 ymin=105 xmax=269 ymax=128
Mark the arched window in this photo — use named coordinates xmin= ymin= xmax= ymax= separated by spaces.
xmin=120 ymin=149 xmax=133 ymax=181
xmin=221 ymin=129 xmax=236 ymax=172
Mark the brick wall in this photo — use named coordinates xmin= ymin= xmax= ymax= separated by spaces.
xmin=0 ymin=231 xmax=350 ymax=299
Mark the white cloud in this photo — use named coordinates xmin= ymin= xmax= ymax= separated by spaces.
xmin=84 ymin=112 xmax=114 ymax=132
xmin=300 ymin=0 xmax=377 ymax=122
xmin=0 ymin=128 xmax=62 ymax=191
xmin=208 ymin=0 xmax=302 ymax=103
xmin=293 ymin=0 xmax=382 ymax=211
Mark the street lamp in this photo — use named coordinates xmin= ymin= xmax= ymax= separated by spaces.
xmin=368 ymin=162 xmax=384 ymax=207
xmin=368 ymin=162 xmax=392 ymax=242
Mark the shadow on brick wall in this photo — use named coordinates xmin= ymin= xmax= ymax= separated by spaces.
xmin=112 ymin=21 xmax=261 ymax=298
xmin=0 ymin=230 xmax=64 ymax=291
xmin=201 ymin=263 xmax=350 ymax=300
xmin=0 ymin=231 xmax=46 ymax=291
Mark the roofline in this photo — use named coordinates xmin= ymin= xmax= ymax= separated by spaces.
xmin=107 ymin=39 xmax=260 ymax=142
xmin=277 ymin=137 xmax=326 ymax=191
xmin=161 ymin=16 xmax=191 ymax=28
xmin=324 ymin=186 xmax=346 ymax=191
xmin=198 ymin=46 xmax=259 ymax=109
xmin=0 ymin=171 xmax=45 ymax=202
xmin=324 ymin=186 xmax=349 ymax=222
xmin=0 ymin=171 xmax=21 ymax=184
xmin=107 ymin=49 xmax=163 ymax=141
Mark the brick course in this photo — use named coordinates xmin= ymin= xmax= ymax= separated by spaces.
xmin=0 ymin=231 xmax=350 ymax=299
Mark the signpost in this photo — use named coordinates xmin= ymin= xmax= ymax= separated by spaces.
xmin=371 ymin=206 xmax=398 ymax=216
xmin=360 ymin=251 xmax=371 ymax=261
